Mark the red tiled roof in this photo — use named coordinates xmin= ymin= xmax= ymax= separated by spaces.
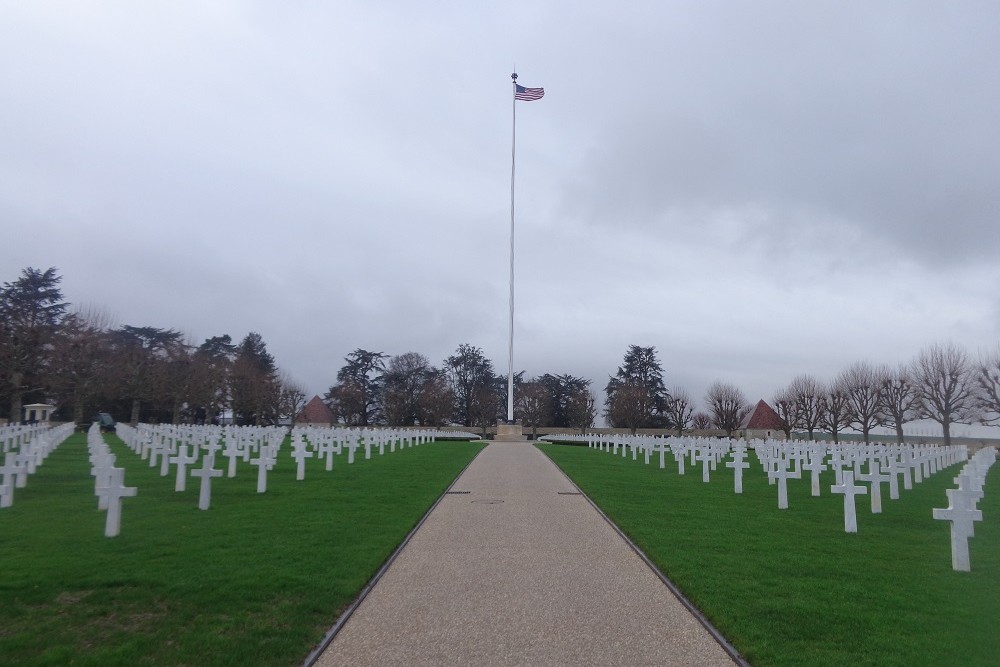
xmin=744 ymin=399 xmax=785 ymax=430
xmin=296 ymin=395 xmax=335 ymax=425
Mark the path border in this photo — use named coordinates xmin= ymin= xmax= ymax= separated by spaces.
xmin=301 ymin=442 xmax=489 ymax=667
xmin=536 ymin=443 xmax=751 ymax=667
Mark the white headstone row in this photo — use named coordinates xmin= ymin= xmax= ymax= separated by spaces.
xmin=101 ymin=423 xmax=440 ymax=509
xmin=86 ymin=423 xmax=138 ymax=537
xmin=932 ymin=446 xmax=996 ymax=571
xmin=0 ymin=422 xmax=75 ymax=510
xmin=584 ymin=434 xmax=974 ymax=538
xmin=0 ymin=422 xmax=53 ymax=454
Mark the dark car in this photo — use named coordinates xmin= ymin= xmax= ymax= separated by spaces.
xmin=92 ymin=412 xmax=116 ymax=432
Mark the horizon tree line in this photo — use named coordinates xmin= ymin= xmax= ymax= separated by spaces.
xmin=323 ymin=345 xmax=598 ymax=437
xmin=0 ymin=267 xmax=304 ymax=426
xmin=4 ymin=267 xmax=1000 ymax=439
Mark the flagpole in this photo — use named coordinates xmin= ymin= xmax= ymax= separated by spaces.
xmin=507 ymin=71 xmax=517 ymax=423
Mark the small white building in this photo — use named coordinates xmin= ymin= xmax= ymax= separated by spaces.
xmin=22 ymin=403 xmax=56 ymax=423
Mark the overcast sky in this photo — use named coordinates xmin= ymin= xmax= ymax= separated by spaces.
xmin=2 ymin=2 xmax=998 ymax=433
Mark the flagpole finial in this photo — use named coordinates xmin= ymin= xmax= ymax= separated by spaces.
xmin=511 ymin=72 xmax=517 ymax=81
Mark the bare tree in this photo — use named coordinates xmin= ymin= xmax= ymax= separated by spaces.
xmin=515 ymin=380 xmax=551 ymax=438
xmin=839 ymin=362 xmax=886 ymax=444
xmin=878 ymin=364 xmax=919 ymax=443
xmin=788 ymin=374 xmax=824 ymax=440
xmin=565 ymin=389 xmax=597 ymax=433
xmin=912 ymin=342 xmax=975 ymax=446
xmin=46 ymin=309 xmax=114 ymax=424
xmin=416 ymin=370 xmax=454 ymax=426
xmin=382 ymin=352 xmax=433 ymax=426
xmin=819 ymin=382 xmax=852 ymax=444
xmin=469 ymin=382 xmax=504 ymax=439
xmin=771 ymin=388 xmax=795 ymax=439
xmin=279 ymin=374 xmax=307 ymax=428
xmin=692 ymin=412 xmax=713 ymax=430
xmin=188 ymin=335 xmax=235 ymax=424
xmin=607 ymin=384 xmax=650 ymax=435
xmin=976 ymin=346 xmax=1000 ymax=426
xmin=664 ymin=388 xmax=694 ymax=436
xmin=109 ymin=325 xmax=186 ymax=425
xmin=705 ymin=381 xmax=750 ymax=438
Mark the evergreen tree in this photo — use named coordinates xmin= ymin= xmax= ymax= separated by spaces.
xmin=604 ymin=345 xmax=670 ymax=429
xmin=0 ymin=267 xmax=68 ymax=421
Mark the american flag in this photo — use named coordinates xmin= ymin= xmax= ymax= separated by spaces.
xmin=515 ymin=84 xmax=544 ymax=101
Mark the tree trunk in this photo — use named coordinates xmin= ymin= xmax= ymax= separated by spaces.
xmin=894 ymin=417 xmax=905 ymax=444
xmin=130 ymin=398 xmax=141 ymax=426
xmin=941 ymin=418 xmax=951 ymax=446
xmin=9 ymin=371 xmax=24 ymax=422
xmin=10 ymin=392 xmax=22 ymax=424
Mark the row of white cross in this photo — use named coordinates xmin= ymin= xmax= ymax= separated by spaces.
xmin=932 ymin=447 xmax=996 ymax=571
xmin=574 ymin=433 xmax=993 ymax=571
xmin=88 ymin=423 xmax=137 ymax=537
xmin=86 ymin=423 xmax=439 ymax=534
xmin=0 ymin=422 xmax=54 ymax=453
xmin=0 ymin=422 xmax=75 ymax=509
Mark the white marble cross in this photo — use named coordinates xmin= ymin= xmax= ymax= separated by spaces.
xmin=697 ymin=448 xmax=714 ymax=483
xmin=191 ymin=454 xmax=223 ymax=510
xmin=773 ymin=456 xmax=796 ymax=510
xmin=290 ymin=436 xmax=314 ymax=481
xmin=831 ymin=470 xmax=867 ymax=533
xmin=899 ymin=448 xmax=914 ymax=490
xmin=222 ymin=438 xmax=242 ymax=478
xmin=96 ymin=467 xmax=137 ymax=537
xmin=932 ymin=488 xmax=983 ymax=571
xmin=858 ymin=460 xmax=890 ymax=514
xmin=13 ymin=451 xmax=32 ymax=488
xmin=884 ymin=456 xmax=905 ymax=500
xmin=725 ymin=447 xmax=750 ymax=494
xmin=170 ymin=445 xmax=199 ymax=493
xmin=673 ymin=446 xmax=687 ymax=475
xmin=0 ymin=456 xmax=21 ymax=508
xmin=251 ymin=452 xmax=274 ymax=493
xmin=802 ymin=450 xmax=826 ymax=497
xmin=346 ymin=440 xmax=359 ymax=465
xmin=317 ymin=440 xmax=339 ymax=471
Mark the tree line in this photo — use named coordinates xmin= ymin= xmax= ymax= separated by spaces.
xmin=602 ymin=344 xmax=1000 ymax=445
xmin=4 ymin=267 xmax=999 ymax=440
xmin=324 ymin=344 xmax=597 ymax=436
xmin=0 ymin=267 xmax=304 ymax=426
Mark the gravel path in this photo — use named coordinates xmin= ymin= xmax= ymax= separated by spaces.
xmin=313 ymin=441 xmax=740 ymax=666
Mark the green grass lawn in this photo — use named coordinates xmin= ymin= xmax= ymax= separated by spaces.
xmin=538 ymin=443 xmax=999 ymax=667
xmin=0 ymin=433 xmax=484 ymax=666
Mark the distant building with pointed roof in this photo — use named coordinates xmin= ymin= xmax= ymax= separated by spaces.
xmin=741 ymin=399 xmax=787 ymax=440
xmin=296 ymin=395 xmax=335 ymax=426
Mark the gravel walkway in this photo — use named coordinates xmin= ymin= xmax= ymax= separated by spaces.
xmin=313 ymin=441 xmax=740 ymax=666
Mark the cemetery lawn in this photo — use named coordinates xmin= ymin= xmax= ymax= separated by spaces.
xmin=538 ymin=443 xmax=1000 ymax=667
xmin=0 ymin=433 xmax=485 ymax=667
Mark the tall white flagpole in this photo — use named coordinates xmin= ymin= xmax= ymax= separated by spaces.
xmin=507 ymin=71 xmax=517 ymax=423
